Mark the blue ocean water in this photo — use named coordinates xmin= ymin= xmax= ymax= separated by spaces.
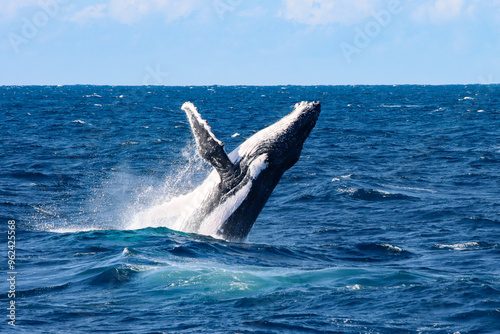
xmin=1 ymin=85 xmax=500 ymax=333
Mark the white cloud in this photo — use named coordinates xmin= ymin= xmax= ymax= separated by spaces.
xmin=466 ymin=0 xmax=500 ymax=21
xmin=154 ymin=0 xmax=205 ymax=22
xmin=0 ymin=0 xmax=41 ymax=22
xmin=237 ymin=6 xmax=268 ymax=19
xmin=0 ymin=0 xmax=215 ymax=26
xmin=429 ymin=0 xmax=464 ymax=21
xmin=107 ymin=0 xmax=206 ymax=25
xmin=280 ymin=0 xmax=382 ymax=25
xmin=413 ymin=0 xmax=464 ymax=23
xmin=108 ymin=0 xmax=152 ymax=24
xmin=67 ymin=4 xmax=107 ymax=24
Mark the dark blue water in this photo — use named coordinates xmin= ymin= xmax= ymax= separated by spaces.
xmin=1 ymin=85 xmax=500 ymax=333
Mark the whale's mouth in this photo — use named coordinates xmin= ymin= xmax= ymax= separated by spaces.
xmin=290 ymin=101 xmax=321 ymax=137
xmin=286 ymin=101 xmax=320 ymax=118
xmin=289 ymin=101 xmax=321 ymax=140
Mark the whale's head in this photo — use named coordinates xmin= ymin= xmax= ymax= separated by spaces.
xmin=234 ymin=101 xmax=321 ymax=173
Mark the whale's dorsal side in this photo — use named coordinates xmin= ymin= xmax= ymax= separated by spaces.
xmin=182 ymin=102 xmax=240 ymax=183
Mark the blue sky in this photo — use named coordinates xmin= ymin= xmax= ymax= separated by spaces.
xmin=1 ymin=0 xmax=499 ymax=85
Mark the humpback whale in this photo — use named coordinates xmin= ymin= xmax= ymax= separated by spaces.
xmin=135 ymin=101 xmax=321 ymax=241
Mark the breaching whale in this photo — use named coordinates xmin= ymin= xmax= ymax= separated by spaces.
xmin=134 ymin=101 xmax=320 ymax=241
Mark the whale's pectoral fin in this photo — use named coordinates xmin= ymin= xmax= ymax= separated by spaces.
xmin=182 ymin=102 xmax=239 ymax=181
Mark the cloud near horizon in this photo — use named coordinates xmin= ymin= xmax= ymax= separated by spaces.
xmin=66 ymin=4 xmax=107 ymax=24
xmin=0 ymin=0 xmax=42 ymax=22
xmin=2 ymin=0 xmax=498 ymax=26
xmin=280 ymin=0 xmax=382 ymax=25
xmin=0 ymin=0 xmax=209 ymax=25
xmin=107 ymin=0 xmax=207 ymax=25
xmin=1 ymin=0 xmax=499 ymax=85
xmin=279 ymin=0 xmax=493 ymax=26
xmin=412 ymin=0 xmax=465 ymax=23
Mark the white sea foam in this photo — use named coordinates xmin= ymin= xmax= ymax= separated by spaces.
xmin=381 ymin=243 xmax=404 ymax=252
xmin=381 ymin=104 xmax=402 ymax=108
xmin=336 ymin=186 xmax=358 ymax=195
xmin=126 ymin=146 xmax=213 ymax=232
xmin=346 ymin=284 xmax=362 ymax=290
xmin=49 ymin=226 xmax=101 ymax=233
xmin=435 ymin=241 xmax=479 ymax=251
xmin=33 ymin=206 xmax=59 ymax=217
xmin=381 ymin=184 xmax=437 ymax=194
xmin=332 ymin=174 xmax=352 ymax=182
xmin=127 ymin=195 xmax=185 ymax=230
xmin=432 ymin=107 xmax=447 ymax=112
xmin=128 ymin=165 xmax=218 ymax=235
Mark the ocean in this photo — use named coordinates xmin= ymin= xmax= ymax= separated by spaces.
xmin=1 ymin=85 xmax=499 ymax=333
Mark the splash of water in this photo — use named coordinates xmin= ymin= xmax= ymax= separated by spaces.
xmin=39 ymin=141 xmax=212 ymax=234
xmin=125 ymin=142 xmax=213 ymax=232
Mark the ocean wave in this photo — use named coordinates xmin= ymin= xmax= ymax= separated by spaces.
xmin=89 ymin=267 xmax=142 ymax=287
xmin=331 ymin=174 xmax=353 ymax=182
xmin=433 ymin=241 xmax=493 ymax=251
xmin=1 ymin=283 xmax=71 ymax=299
xmin=460 ymin=216 xmax=500 ymax=225
xmin=352 ymin=243 xmax=414 ymax=261
xmin=10 ymin=171 xmax=54 ymax=181
xmin=380 ymin=184 xmax=437 ymax=194
xmin=338 ymin=187 xmax=417 ymax=201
